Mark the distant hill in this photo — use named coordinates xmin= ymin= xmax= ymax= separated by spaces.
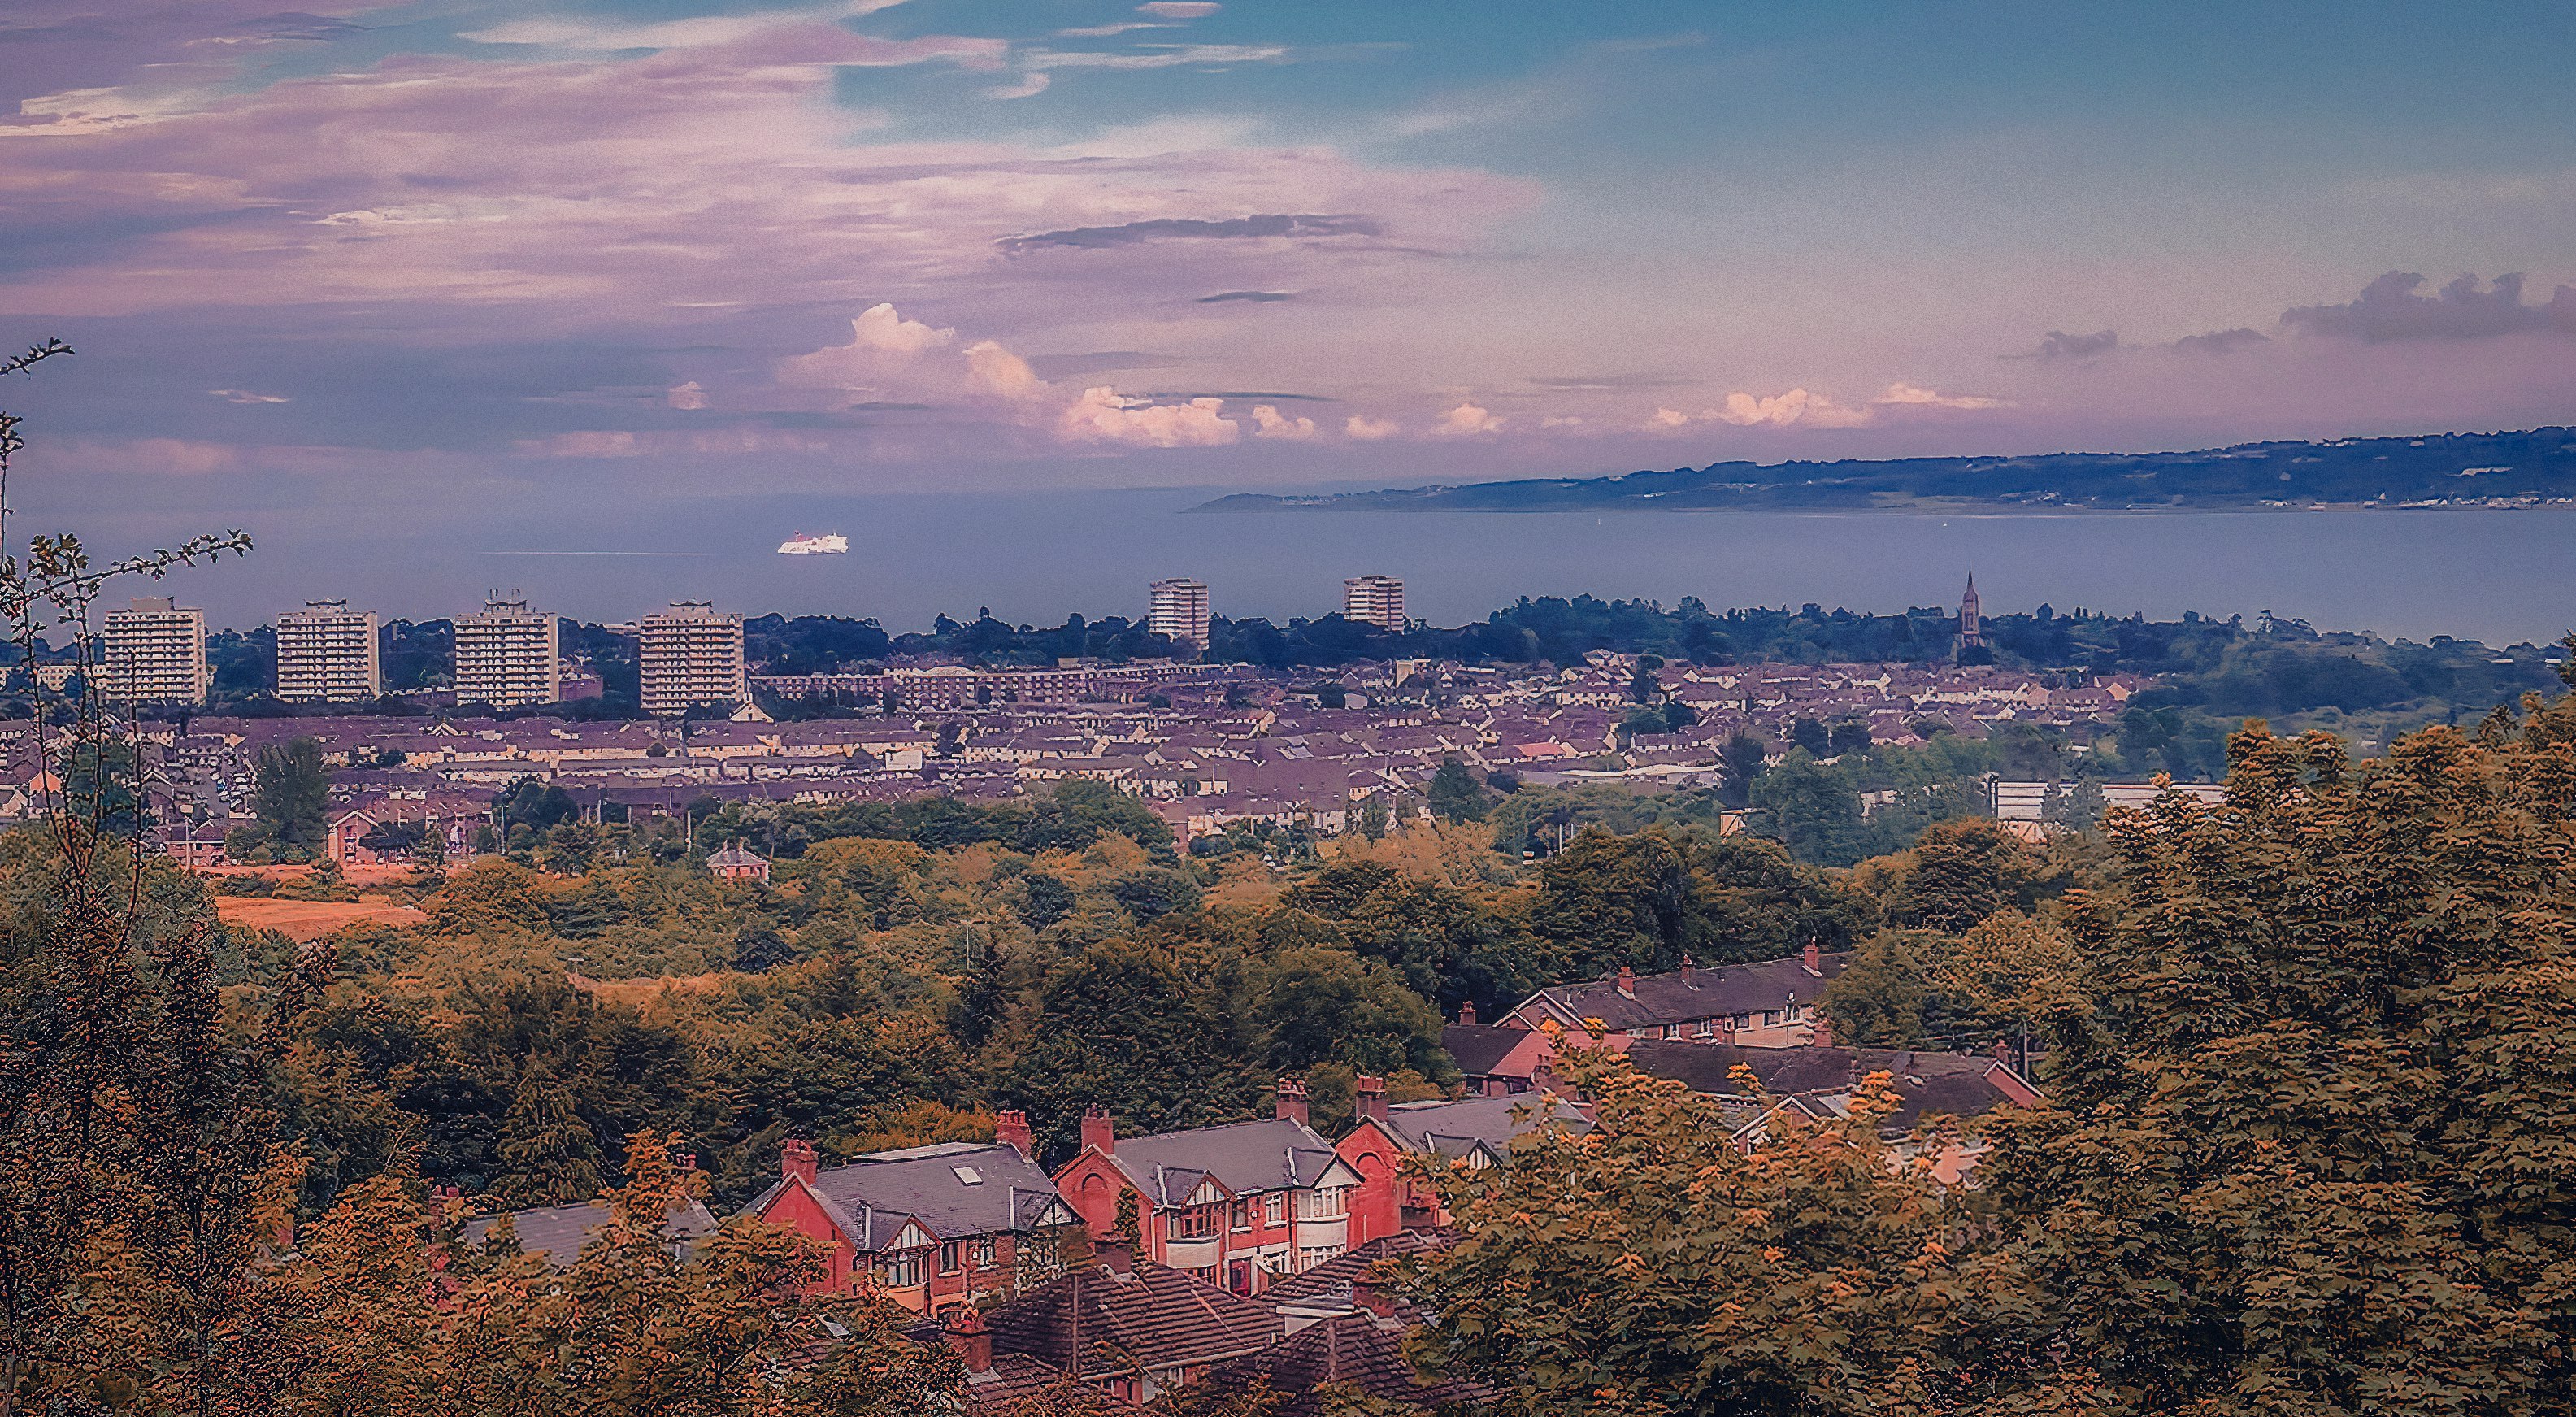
xmin=1196 ymin=426 xmax=2576 ymax=513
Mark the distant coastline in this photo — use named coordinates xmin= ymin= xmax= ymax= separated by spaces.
xmin=1193 ymin=426 xmax=2576 ymax=515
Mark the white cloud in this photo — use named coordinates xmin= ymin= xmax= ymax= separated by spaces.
xmin=1058 ymin=387 xmax=1240 ymax=447
xmin=666 ymin=380 xmax=708 ymax=410
xmin=211 ymin=388 xmax=290 ymax=404
xmin=1250 ymin=404 xmax=1318 ymax=439
xmin=1646 ymin=407 xmax=1691 ymax=429
xmin=1137 ymin=2 xmax=1223 ymax=15
xmin=1431 ymin=402 xmax=1501 ymax=437
xmin=463 ymin=2 xmax=920 ymax=53
xmin=1706 ymin=389 xmax=1873 ymax=428
xmin=1875 ymin=382 xmax=2009 ymax=410
xmin=515 ymin=430 xmax=642 ymax=457
xmin=963 ymin=340 xmax=1043 ymax=400
xmin=986 ymin=72 xmax=1050 ymax=99
xmin=1344 ymin=414 xmax=1399 ymax=440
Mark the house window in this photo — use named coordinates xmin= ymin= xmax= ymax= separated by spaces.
xmin=1297 ymin=1186 xmax=1349 ymax=1220
xmin=1694 ymin=1019 xmax=1714 ymax=1037
xmin=1297 ymin=1243 xmax=1344 ymax=1271
xmin=1763 ymin=1011 xmax=1781 ymax=1026
xmin=1170 ymin=1205 xmax=1218 ymax=1240
xmin=938 ymin=1241 xmax=962 ymax=1276
xmin=879 ymin=1252 xmax=923 ymax=1288
xmin=1229 ymin=1200 xmax=1251 ymax=1232
xmin=973 ymin=1237 xmax=997 ymax=1270
xmin=1264 ymin=1193 xmax=1285 ymax=1225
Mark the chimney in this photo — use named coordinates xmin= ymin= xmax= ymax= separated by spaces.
xmin=943 ymin=1306 xmax=993 ymax=1374
xmin=1992 ymin=1038 xmax=2012 ymax=1063
xmin=1802 ymin=940 xmax=1822 ymax=975
xmin=995 ymin=1110 xmax=1034 ymax=1159
xmin=1275 ymin=1077 xmax=1310 ymax=1126
xmin=780 ymin=1138 xmax=819 ymax=1184
xmin=1355 ymin=1075 xmax=1388 ymax=1126
xmin=1081 ymin=1105 xmax=1114 ymax=1156
xmin=1349 ymin=1276 xmax=1397 ymax=1319
xmin=1810 ymin=1014 xmax=1834 ymax=1049
xmin=1457 ymin=999 xmax=1478 ymax=1026
xmin=1615 ymin=966 xmax=1636 ymax=998
xmin=1680 ymin=957 xmax=1696 ymax=989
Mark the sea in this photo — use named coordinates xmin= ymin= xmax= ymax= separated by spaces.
xmin=42 ymin=485 xmax=2576 ymax=648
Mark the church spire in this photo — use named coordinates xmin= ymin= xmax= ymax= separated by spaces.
xmin=1958 ymin=568 xmax=1985 ymax=649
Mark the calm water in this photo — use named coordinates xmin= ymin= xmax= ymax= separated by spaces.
xmin=47 ymin=486 xmax=2576 ymax=647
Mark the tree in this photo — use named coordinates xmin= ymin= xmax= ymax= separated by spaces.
xmin=1818 ymin=932 xmax=1929 ymax=1046
xmin=1355 ymin=798 xmax=1390 ymax=841
xmin=492 ymin=1059 xmax=605 ymax=1207
xmin=1006 ymin=940 xmax=1262 ymax=1161
xmin=1930 ymin=909 xmax=2086 ymax=1041
xmin=1977 ymin=720 xmax=2576 ymax=1413
xmin=1879 ymin=816 xmax=2046 ymax=933
xmin=1718 ymin=732 xmax=1769 ymax=806
xmin=1250 ymin=946 xmax=1446 ymax=1078
xmin=1748 ymin=750 xmax=1868 ymax=866
xmin=1427 ymin=757 xmax=1488 ymax=823
xmin=1017 ymin=871 xmax=1075 ymax=928
xmin=255 ymin=736 xmax=332 ymax=856
xmin=1108 ymin=867 xmax=1200 ymax=922
xmin=1789 ymin=716 xmax=1831 ymax=756
xmin=1397 ymin=1049 xmax=2079 ymax=1416
xmin=732 ymin=925 xmax=795 ymax=971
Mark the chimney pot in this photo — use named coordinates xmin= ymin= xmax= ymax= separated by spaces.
xmin=780 ymin=1138 xmax=819 ymax=1184
xmin=943 ymin=1306 xmax=993 ymax=1373
xmin=1615 ymin=966 xmax=1636 ymax=998
xmin=1275 ymin=1077 xmax=1310 ymax=1126
xmin=995 ymin=1110 xmax=1034 ymax=1159
xmin=1081 ymin=1105 xmax=1115 ymax=1156
xmin=1803 ymin=940 xmax=1822 ymax=975
xmin=1680 ymin=958 xmax=1696 ymax=988
xmin=1457 ymin=999 xmax=1479 ymax=1026
xmin=1355 ymin=1074 xmax=1389 ymax=1125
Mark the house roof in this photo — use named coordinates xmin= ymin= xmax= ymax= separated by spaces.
xmin=1438 ymin=1023 xmax=1535 ymax=1078
xmin=954 ymin=1353 xmax=1149 ymax=1415
xmin=983 ymin=1260 xmax=1281 ymax=1376
xmin=1367 ymin=1093 xmax=1591 ymax=1161
xmin=1623 ymin=1040 xmax=2035 ymax=1130
xmin=706 ymin=841 xmax=770 ymax=867
xmin=745 ymin=1142 xmax=1071 ymax=1250
xmin=460 ymin=1196 xmax=719 ymax=1269
xmin=1101 ymin=1117 xmax=1357 ymax=1206
xmin=1513 ymin=951 xmax=1851 ymax=1032
xmin=1198 ymin=1314 xmax=1488 ymax=1417
xmin=1255 ymin=1232 xmax=1454 ymax=1315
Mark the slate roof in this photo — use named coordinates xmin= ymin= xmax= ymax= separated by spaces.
xmin=706 ymin=841 xmax=770 ymax=868
xmin=984 ymin=1260 xmax=1281 ymax=1377
xmin=1197 ymin=1314 xmax=1489 ymax=1416
xmin=1105 ymin=1117 xmax=1353 ymax=1207
xmin=1623 ymin=1040 xmax=2033 ymax=1130
xmin=1372 ymin=1093 xmax=1591 ymax=1161
xmin=954 ymin=1354 xmax=1149 ymax=1415
xmin=743 ymin=1142 xmax=1071 ymax=1250
xmin=1256 ymin=1232 xmax=1456 ymax=1316
xmin=1437 ymin=1024 xmax=1531 ymax=1079
xmin=1513 ymin=952 xmax=1851 ymax=1032
xmin=460 ymin=1196 xmax=719 ymax=1269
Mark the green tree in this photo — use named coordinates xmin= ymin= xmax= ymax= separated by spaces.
xmin=492 ymin=1060 xmax=605 ymax=1207
xmin=1749 ymin=749 xmax=1867 ymax=866
xmin=1718 ymin=732 xmax=1769 ymax=806
xmin=1006 ymin=940 xmax=1262 ymax=1161
xmin=1250 ymin=946 xmax=1446 ymax=1077
xmin=1355 ymin=798 xmax=1390 ymax=841
xmin=1398 ymin=1049 xmax=2077 ymax=1416
xmin=1818 ymin=932 xmax=1929 ymax=1046
xmin=1878 ymin=816 xmax=2046 ymax=933
xmin=1979 ymin=719 xmax=2576 ymax=1414
xmin=1427 ymin=757 xmax=1488 ymax=823
xmin=255 ymin=736 xmax=332 ymax=857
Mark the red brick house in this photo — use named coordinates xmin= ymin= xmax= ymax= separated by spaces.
xmin=1050 ymin=1087 xmax=1364 ymax=1295
xmin=706 ymin=840 xmax=771 ymax=882
xmin=1335 ymin=1087 xmax=1592 ymax=1245
xmin=743 ymin=1115 xmax=1078 ymax=1316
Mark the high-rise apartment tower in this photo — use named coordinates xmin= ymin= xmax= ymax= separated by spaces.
xmin=98 ymin=597 xmax=209 ymax=705
xmin=454 ymin=595 xmax=561 ymax=708
xmin=1342 ymin=575 xmax=1406 ymax=632
xmin=1147 ymin=578 xmax=1211 ymax=647
xmin=637 ymin=601 xmax=746 ymax=718
xmin=276 ymin=598 xmax=382 ymax=703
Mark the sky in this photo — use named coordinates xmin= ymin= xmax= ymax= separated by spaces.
xmin=3 ymin=0 xmax=2574 ymax=533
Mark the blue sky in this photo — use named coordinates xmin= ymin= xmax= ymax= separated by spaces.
xmin=1 ymin=0 xmax=2571 ymax=525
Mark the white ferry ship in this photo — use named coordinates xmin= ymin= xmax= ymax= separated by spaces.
xmin=776 ymin=532 xmax=849 ymax=555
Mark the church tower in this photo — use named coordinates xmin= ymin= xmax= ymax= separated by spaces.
xmin=1958 ymin=570 xmax=1984 ymax=649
